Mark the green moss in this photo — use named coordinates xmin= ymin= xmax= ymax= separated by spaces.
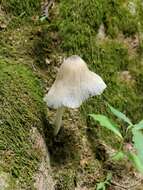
xmin=0 ymin=59 xmax=45 ymax=189
xmin=55 ymin=169 xmax=76 ymax=190
xmin=49 ymin=0 xmax=143 ymax=123
xmin=1 ymin=0 xmax=143 ymax=188
xmin=137 ymin=1 xmax=143 ymax=55
xmin=103 ymin=0 xmax=138 ymax=37
xmin=43 ymin=0 xmax=143 ymax=157
xmin=32 ymin=25 xmax=54 ymax=68
xmin=1 ymin=0 xmax=41 ymax=16
xmin=57 ymin=0 xmax=138 ymax=46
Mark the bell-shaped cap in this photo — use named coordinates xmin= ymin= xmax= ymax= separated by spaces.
xmin=44 ymin=55 xmax=106 ymax=109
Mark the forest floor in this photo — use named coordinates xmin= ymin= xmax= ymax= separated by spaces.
xmin=0 ymin=0 xmax=143 ymax=189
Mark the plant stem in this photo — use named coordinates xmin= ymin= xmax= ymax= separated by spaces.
xmin=54 ymin=106 xmax=65 ymax=136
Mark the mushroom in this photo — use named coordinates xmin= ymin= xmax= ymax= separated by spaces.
xmin=44 ymin=55 xmax=106 ymax=135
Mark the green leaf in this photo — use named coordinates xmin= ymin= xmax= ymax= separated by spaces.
xmin=134 ymin=120 xmax=143 ymax=130
xmin=126 ymin=124 xmax=133 ymax=132
xmin=111 ymin=151 xmax=125 ymax=161
xmin=97 ymin=182 xmax=106 ymax=190
xmin=89 ymin=114 xmax=123 ymax=139
xmin=40 ymin=16 xmax=48 ymax=21
xmin=106 ymin=172 xmax=112 ymax=182
xmin=132 ymin=129 xmax=143 ymax=163
xmin=108 ymin=104 xmax=132 ymax=125
xmin=128 ymin=152 xmax=143 ymax=174
xmin=96 ymin=173 xmax=112 ymax=190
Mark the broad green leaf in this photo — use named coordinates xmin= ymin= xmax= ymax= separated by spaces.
xmin=132 ymin=129 xmax=143 ymax=163
xmin=134 ymin=120 xmax=143 ymax=130
xmin=108 ymin=104 xmax=132 ymax=125
xmin=89 ymin=114 xmax=122 ymax=139
xmin=111 ymin=151 xmax=125 ymax=161
xmin=128 ymin=152 xmax=143 ymax=174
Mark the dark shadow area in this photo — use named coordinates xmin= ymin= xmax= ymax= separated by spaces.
xmin=40 ymin=113 xmax=81 ymax=166
xmin=31 ymin=22 xmax=61 ymax=69
xmin=86 ymin=118 xmax=132 ymax=181
xmin=86 ymin=118 xmax=108 ymax=162
xmin=31 ymin=26 xmax=51 ymax=68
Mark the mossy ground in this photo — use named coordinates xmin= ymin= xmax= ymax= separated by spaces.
xmin=1 ymin=0 xmax=41 ymax=16
xmin=50 ymin=0 xmax=143 ymax=151
xmin=0 ymin=0 xmax=143 ymax=189
xmin=38 ymin=0 xmax=143 ymax=189
xmin=0 ymin=1 xmax=47 ymax=189
xmin=0 ymin=59 xmax=46 ymax=189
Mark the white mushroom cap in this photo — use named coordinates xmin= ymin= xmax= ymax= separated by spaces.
xmin=44 ymin=55 xmax=106 ymax=109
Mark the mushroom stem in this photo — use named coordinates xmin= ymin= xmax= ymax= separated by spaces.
xmin=54 ymin=106 xmax=65 ymax=136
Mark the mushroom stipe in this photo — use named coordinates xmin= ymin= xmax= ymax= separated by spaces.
xmin=44 ymin=55 xmax=107 ymax=136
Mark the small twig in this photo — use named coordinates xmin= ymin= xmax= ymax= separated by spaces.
xmin=31 ymin=63 xmax=37 ymax=71
xmin=111 ymin=179 xmax=142 ymax=189
xmin=42 ymin=0 xmax=55 ymax=17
